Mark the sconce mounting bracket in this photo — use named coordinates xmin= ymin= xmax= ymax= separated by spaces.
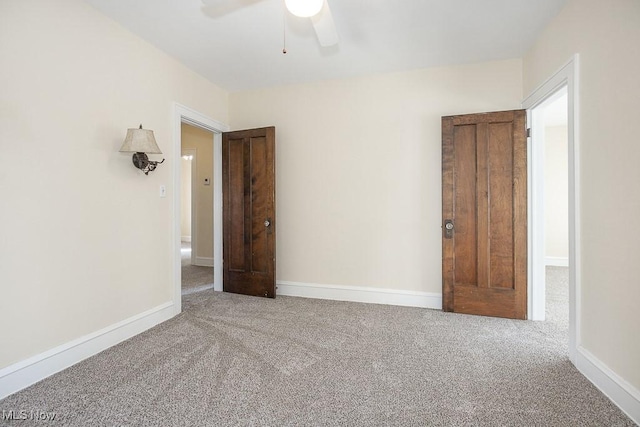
xmin=132 ymin=152 xmax=165 ymax=175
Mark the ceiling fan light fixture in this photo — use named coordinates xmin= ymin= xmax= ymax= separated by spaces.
xmin=285 ymin=0 xmax=324 ymax=18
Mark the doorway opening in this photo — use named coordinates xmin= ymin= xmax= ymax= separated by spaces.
xmin=180 ymin=125 xmax=215 ymax=296
xmin=172 ymin=104 xmax=228 ymax=315
xmin=534 ymin=88 xmax=569 ymax=329
xmin=523 ymin=55 xmax=580 ymax=363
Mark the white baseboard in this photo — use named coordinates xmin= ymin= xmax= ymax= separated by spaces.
xmin=0 ymin=301 xmax=175 ymax=400
xmin=194 ymin=257 xmax=214 ymax=267
xmin=277 ymin=281 xmax=442 ymax=310
xmin=576 ymin=346 xmax=640 ymax=424
xmin=181 ymin=236 xmax=192 ymax=242
xmin=545 ymin=256 xmax=569 ymax=267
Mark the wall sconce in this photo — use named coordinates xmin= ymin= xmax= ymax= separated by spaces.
xmin=119 ymin=124 xmax=165 ymax=175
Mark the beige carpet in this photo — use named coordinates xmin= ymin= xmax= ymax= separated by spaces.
xmin=0 ymin=268 xmax=634 ymax=426
xmin=546 ymin=266 xmax=569 ymax=329
xmin=181 ymin=241 xmax=213 ymax=294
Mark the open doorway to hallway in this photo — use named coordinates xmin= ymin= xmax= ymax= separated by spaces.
xmin=523 ymin=56 xmax=578 ymax=361
xmin=540 ymin=88 xmax=569 ymax=330
xmin=528 ymin=82 xmax=571 ymax=346
xmin=180 ymin=123 xmax=215 ymax=295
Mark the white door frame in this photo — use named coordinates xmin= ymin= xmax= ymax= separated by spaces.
xmin=522 ymin=54 xmax=580 ymax=363
xmin=172 ymin=103 xmax=229 ymax=314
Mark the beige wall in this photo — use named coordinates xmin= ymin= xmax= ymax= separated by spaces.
xmin=524 ymin=0 xmax=640 ymax=389
xmin=0 ymin=0 xmax=228 ymax=368
xmin=544 ymin=125 xmax=569 ymax=260
xmin=181 ymin=124 xmax=215 ymax=261
xmin=230 ymin=59 xmax=522 ymax=293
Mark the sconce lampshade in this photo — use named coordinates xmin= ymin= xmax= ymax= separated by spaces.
xmin=119 ymin=124 xmax=165 ymax=175
xmin=119 ymin=125 xmax=162 ymax=154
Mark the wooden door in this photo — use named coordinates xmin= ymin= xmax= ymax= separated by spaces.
xmin=442 ymin=110 xmax=527 ymax=319
xmin=222 ymin=127 xmax=276 ymax=298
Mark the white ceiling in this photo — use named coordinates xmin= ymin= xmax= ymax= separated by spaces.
xmin=85 ymin=0 xmax=567 ymax=92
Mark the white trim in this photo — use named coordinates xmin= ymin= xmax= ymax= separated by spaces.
xmin=576 ymin=347 xmax=640 ymax=424
xmin=0 ymin=302 xmax=174 ymax=400
xmin=545 ymin=257 xmax=569 ymax=267
xmin=213 ymin=132 xmax=223 ymax=293
xmin=194 ymin=256 xmax=214 ymax=267
xmin=522 ymin=54 xmax=580 ymax=364
xmin=173 ymin=103 xmax=228 ymax=315
xmin=277 ymin=281 xmax=442 ymax=310
xmin=180 ymin=236 xmax=192 ymax=242
xmin=527 ymin=102 xmax=547 ymax=321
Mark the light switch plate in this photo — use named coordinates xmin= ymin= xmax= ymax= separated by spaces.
xmin=160 ymin=185 xmax=166 ymax=198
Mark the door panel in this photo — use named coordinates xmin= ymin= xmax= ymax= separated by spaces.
xmin=442 ymin=110 xmax=526 ymax=319
xmin=452 ymin=125 xmax=478 ymax=287
xmin=222 ymin=127 xmax=276 ymax=298
xmin=228 ymin=139 xmax=245 ymax=271
xmin=250 ymin=137 xmax=268 ymax=273
xmin=488 ymin=122 xmax=515 ymax=289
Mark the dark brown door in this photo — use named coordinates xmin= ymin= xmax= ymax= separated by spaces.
xmin=222 ymin=127 xmax=276 ymax=298
xmin=442 ymin=110 xmax=527 ymax=319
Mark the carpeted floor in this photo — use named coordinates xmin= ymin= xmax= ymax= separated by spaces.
xmin=0 ymin=268 xmax=634 ymax=426
xmin=545 ymin=266 xmax=569 ymax=330
xmin=181 ymin=241 xmax=213 ymax=294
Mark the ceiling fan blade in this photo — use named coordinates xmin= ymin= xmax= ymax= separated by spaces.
xmin=311 ymin=0 xmax=339 ymax=47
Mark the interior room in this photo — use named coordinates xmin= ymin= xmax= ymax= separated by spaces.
xmin=0 ymin=0 xmax=638 ymax=425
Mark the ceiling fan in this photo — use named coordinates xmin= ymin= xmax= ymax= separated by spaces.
xmin=201 ymin=0 xmax=339 ymax=47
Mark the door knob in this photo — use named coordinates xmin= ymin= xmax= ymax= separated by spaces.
xmin=264 ymin=219 xmax=271 ymax=227
xmin=444 ymin=220 xmax=454 ymax=238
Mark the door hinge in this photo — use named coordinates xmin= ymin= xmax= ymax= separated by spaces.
xmin=526 ymin=128 xmax=531 ymax=138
